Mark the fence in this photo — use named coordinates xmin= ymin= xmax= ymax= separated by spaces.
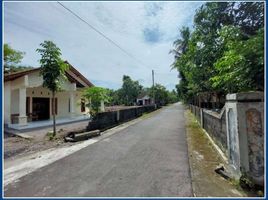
xmin=189 ymin=105 xmax=227 ymax=153
xmin=87 ymin=105 xmax=157 ymax=131
xmin=189 ymin=92 xmax=264 ymax=186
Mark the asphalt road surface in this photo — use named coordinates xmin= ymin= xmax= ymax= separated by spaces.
xmin=5 ymin=103 xmax=192 ymax=197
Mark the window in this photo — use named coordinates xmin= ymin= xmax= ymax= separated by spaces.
xmin=81 ymin=99 xmax=85 ymax=112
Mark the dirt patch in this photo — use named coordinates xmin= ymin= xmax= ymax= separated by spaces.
xmin=4 ymin=121 xmax=89 ymax=160
xmin=4 ymin=133 xmax=66 ymax=160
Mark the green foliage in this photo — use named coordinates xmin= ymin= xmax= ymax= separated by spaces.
xmin=171 ymin=2 xmax=264 ymax=103
xmin=36 ymin=40 xmax=68 ymax=136
xmin=4 ymin=43 xmax=25 ymax=71
xmin=149 ymin=84 xmax=169 ymax=106
xmin=83 ymin=86 xmax=110 ymax=118
xmin=239 ymin=174 xmax=254 ymax=190
xmin=37 ymin=41 xmax=69 ymax=93
xmin=4 ymin=43 xmax=25 ymax=66
xmin=211 ymin=27 xmax=264 ymax=93
xmin=118 ymin=75 xmax=143 ymax=106
xmin=105 ymin=89 xmax=119 ymax=106
xmin=105 ymin=75 xmax=178 ymax=106
xmin=46 ymin=131 xmax=56 ymax=141
xmin=167 ymin=89 xmax=179 ymax=104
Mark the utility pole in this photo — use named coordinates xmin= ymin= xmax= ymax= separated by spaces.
xmin=152 ymin=70 xmax=155 ymax=105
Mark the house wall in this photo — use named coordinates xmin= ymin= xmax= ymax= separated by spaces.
xmin=11 ymin=89 xmax=20 ymax=115
xmin=27 ymin=71 xmax=76 ymax=91
xmin=4 ymin=82 xmax=11 ymax=124
xmin=4 ymin=71 xmax=90 ymax=125
xmin=27 ymin=71 xmax=43 ymax=88
xmin=26 ymin=87 xmax=89 ymax=119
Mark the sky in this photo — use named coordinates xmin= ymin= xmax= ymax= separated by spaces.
xmin=4 ymin=1 xmax=203 ymax=91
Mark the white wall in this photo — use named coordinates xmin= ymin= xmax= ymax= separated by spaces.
xmin=4 ymin=82 xmax=11 ymax=124
xmin=5 ymin=71 xmax=91 ymax=125
xmin=11 ymin=89 xmax=19 ymax=115
xmin=26 ymin=87 xmax=88 ymax=119
xmin=27 ymin=71 xmax=43 ymax=88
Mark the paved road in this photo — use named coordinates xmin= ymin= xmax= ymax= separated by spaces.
xmin=5 ymin=103 xmax=192 ymax=197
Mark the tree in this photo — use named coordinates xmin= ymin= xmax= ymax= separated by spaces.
xmin=211 ymin=26 xmax=264 ymax=93
xmin=36 ymin=41 xmax=69 ymax=136
xmin=105 ymin=89 xmax=117 ymax=106
xmin=149 ymin=84 xmax=169 ymax=106
xmin=4 ymin=43 xmax=25 ymax=71
xmin=171 ymin=2 xmax=264 ymax=104
xmin=167 ymin=90 xmax=179 ymax=104
xmin=83 ymin=86 xmax=110 ymax=119
xmin=170 ymin=26 xmax=190 ymax=64
xmin=119 ymin=75 xmax=143 ymax=106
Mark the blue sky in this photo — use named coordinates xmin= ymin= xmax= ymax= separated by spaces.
xmin=4 ymin=1 xmax=203 ymax=90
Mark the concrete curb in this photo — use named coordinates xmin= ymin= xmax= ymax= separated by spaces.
xmin=13 ymin=133 xmax=34 ymax=140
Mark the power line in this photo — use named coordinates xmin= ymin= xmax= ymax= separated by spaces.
xmin=57 ymin=1 xmax=150 ymax=68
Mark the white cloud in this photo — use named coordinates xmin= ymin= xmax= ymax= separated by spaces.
xmin=4 ymin=1 xmax=203 ymax=90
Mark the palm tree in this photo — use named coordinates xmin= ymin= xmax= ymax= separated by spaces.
xmin=170 ymin=26 xmax=191 ymax=68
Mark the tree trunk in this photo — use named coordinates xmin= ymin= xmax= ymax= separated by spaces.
xmin=52 ymin=91 xmax=56 ymax=136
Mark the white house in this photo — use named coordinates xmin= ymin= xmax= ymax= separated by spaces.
xmin=136 ymin=94 xmax=152 ymax=106
xmin=4 ymin=61 xmax=93 ymax=129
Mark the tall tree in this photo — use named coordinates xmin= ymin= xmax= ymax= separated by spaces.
xmin=119 ymin=75 xmax=143 ymax=106
xmin=170 ymin=26 xmax=190 ymax=63
xmin=149 ymin=84 xmax=169 ymax=106
xmin=171 ymin=2 xmax=264 ymax=104
xmin=36 ymin=41 xmax=68 ymax=136
xmin=211 ymin=26 xmax=264 ymax=92
xmin=4 ymin=43 xmax=25 ymax=71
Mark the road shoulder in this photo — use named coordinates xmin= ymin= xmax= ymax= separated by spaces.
xmin=184 ymin=110 xmax=246 ymax=197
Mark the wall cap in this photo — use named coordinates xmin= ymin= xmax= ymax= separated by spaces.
xmin=203 ymin=107 xmax=225 ymax=119
xmin=226 ymin=92 xmax=264 ymax=101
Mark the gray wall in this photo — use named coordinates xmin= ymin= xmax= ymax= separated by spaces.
xmin=190 ymin=91 xmax=264 ymax=186
xmin=87 ymin=105 xmax=157 ymax=131
xmin=189 ymin=105 xmax=227 ymax=153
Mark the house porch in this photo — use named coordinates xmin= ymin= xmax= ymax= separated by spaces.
xmin=7 ymin=115 xmax=90 ymax=132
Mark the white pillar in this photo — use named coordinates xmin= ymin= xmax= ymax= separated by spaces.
xmin=226 ymin=92 xmax=264 ymax=185
xmin=69 ymin=83 xmax=76 ymax=117
xmin=100 ymin=100 xmax=105 ymax=112
xmin=69 ymin=91 xmax=75 ymax=117
xmin=4 ymin=82 xmax=11 ymax=125
xmin=18 ymin=87 xmax=27 ymax=126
